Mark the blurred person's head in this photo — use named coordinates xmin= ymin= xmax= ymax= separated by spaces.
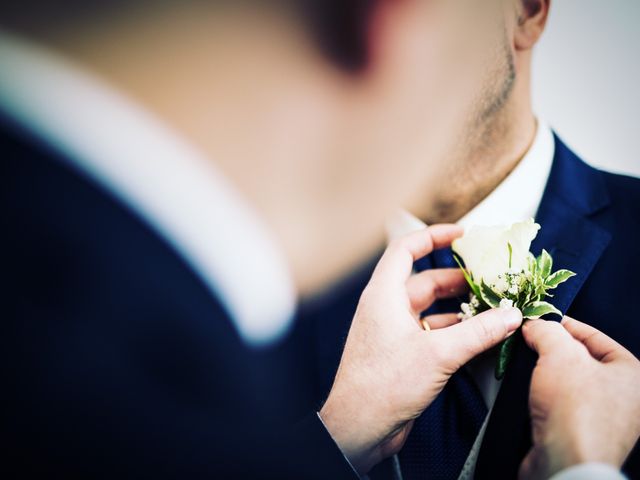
xmin=0 ymin=0 xmax=532 ymax=297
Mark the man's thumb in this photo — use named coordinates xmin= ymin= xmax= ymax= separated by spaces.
xmin=431 ymin=307 xmax=523 ymax=370
xmin=522 ymin=319 xmax=573 ymax=356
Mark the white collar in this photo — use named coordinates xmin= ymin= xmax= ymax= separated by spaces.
xmin=386 ymin=121 xmax=555 ymax=240
xmin=457 ymin=121 xmax=555 ymax=228
xmin=0 ymin=31 xmax=296 ymax=346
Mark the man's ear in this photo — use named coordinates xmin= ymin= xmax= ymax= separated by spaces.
xmin=515 ymin=0 xmax=550 ymax=51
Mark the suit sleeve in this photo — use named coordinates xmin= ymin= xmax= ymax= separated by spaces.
xmin=285 ymin=413 xmax=361 ymax=480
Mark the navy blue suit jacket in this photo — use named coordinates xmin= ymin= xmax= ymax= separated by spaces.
xmin=0 ymin=121 xmax=357 ymax=479
xmin=306 ymin=134 xmax=640 ymax=479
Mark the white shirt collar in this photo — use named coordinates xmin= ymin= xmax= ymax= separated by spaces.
xmin=387 ymin=121 xmax=555 ymax=240
xmin=0 ymin=31 xmax=296 ymax=346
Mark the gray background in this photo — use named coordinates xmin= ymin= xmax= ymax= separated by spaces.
xmin=532 ymin=0 xmax=640 ymax=176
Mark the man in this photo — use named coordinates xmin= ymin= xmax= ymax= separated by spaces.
xmin=0 ymin=1 xmax=638 ymax=480
xmin=0 ymin=1 xmax=534 ymax=478
xmin=307 ymin=0 xmax=640 ymax=478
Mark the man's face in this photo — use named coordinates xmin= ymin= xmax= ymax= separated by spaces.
xmin=204 ymin=0 xmax=521 ymax=293
xmin=280 ymin=0 xmax=520 ymax=291
xmin=411 ymin=0 xmax=518 ymax=188
xmin=320 ymin=0 xmax=516 ymax=227
xmin=416 ymin=0 xmax=521 ymax=222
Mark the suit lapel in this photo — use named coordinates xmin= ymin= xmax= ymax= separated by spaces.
xmin=474 ymin=135 xmax=612 ymax=479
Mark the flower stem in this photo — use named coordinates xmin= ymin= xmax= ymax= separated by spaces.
xmin=495 ymin=333 xmax=518 ymax=380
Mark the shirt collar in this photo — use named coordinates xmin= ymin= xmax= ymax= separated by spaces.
xmin=0 ymin=31 xmax=296 ymax=346
xmin=387 ymin=121 xmax=555 ymax=240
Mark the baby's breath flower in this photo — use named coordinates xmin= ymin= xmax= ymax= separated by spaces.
xmin=499 ymin=298 xmax=514 ymax=309
xmin=459 ymin=302 xmax=475 ymax=320
xmin=493 ymin=276 xmax=509 ymax=294
xmin=469 ymin=294 xmax=480 ymax=308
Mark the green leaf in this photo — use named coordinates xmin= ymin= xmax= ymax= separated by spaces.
xmin=495 ymin=335 xmax=517 ymax=380
xmin=453 ymin=254 xmax=482 ymax=299
xmin=507 ymin=242 xmax=513 ymax=269
xmin=522 ymin=301 xmax=562 ymax=319
xmin=537 ymin=249 xmax=553 ymax=279
xmin=480 ymin=280 xmax=502 ymax=309
xmin=527 ymin=253 xmax=537 ymax=276
xmin=534 ymin=279 xmax=548 ymax=299
xmin=545 ymin=269 xmax=576 ymax=289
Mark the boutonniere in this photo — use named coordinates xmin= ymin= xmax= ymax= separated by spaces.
xmin=452 ymin=219 xmax=576 ymax=380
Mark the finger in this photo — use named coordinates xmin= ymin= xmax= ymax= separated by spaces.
xmin=522 ymin=319 xmax=575 ymax=357
xmin=561 ymin=316 xmax=631 ymax=362
xmin=422 ymin=313 xmax=460 ymax=330
xmin=518 ymin=451 xmax=538 ymax=480
xmin=406 ymin=268 xmax=467 ymax=313
xmin=372 ymin=225 xmax=463 ymax=285
xmin=428 ymin=308 xmax=522 ymax=370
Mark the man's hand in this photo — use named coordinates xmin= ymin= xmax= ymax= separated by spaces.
xmin=520 ymin=317 xmax=640 ymax=480
xmin=319 ymin=225 xmax=523 ymax=475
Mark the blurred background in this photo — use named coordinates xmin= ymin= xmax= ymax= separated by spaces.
xmin=533 ymin=0 xmax=640 ymax=176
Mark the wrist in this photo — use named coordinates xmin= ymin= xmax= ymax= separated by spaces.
xmin=548 ymin=463 xmax=626 ymax=480
xmin=556 ymin=434 xmax=628 ymax=473
xmin=319 ymin=394 xmax=380 ymax=475
xmin=524 ymin=441 xmax=623 ymax=480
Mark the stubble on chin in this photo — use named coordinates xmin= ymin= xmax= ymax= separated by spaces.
xmin=425 ymin=26 xmax=517 ymax=225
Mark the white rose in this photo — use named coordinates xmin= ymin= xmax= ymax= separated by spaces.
xmin=452 ymin=218 xmax=541 ymax=287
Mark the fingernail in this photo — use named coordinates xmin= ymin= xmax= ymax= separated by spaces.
xmin=502 ymin=308 xmax=523 ymax=332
